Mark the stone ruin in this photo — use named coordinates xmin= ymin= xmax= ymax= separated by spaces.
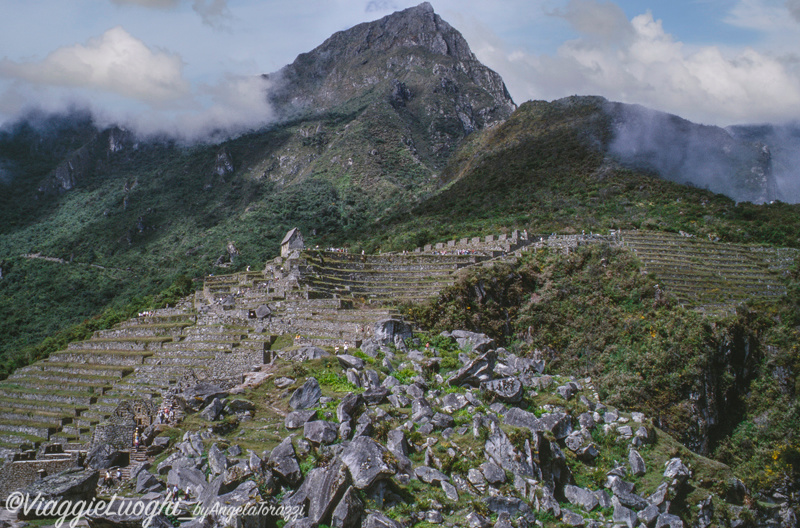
xmin=91 ymin=399 xmax=156 ymax=451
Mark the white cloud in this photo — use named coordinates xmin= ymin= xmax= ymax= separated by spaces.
xmin=0 ymin=27 xmax=189 ymax=104
xmin=190 ymin=0 xmax=232 ymax=30
xmin=473 ymin=0 xmax=800 ymax=125
xmin=126 ymin=74 xmax=274 ymax=141
xmin=549 ymin=0 xmax=634 ymax=45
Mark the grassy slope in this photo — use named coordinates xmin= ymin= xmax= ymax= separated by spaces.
xmin=405 ymin=244 xmax=800 ymax=496
xmin=358 ymin=98 xmax=800 ymax=252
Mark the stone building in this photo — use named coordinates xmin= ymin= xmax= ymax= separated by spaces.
xmin=281 ymin=228 xmax=305 ymax=258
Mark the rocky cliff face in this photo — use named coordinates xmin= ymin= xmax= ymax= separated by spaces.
xmin=728 ymin=122 xmax=800 ymax=203
xmin=36 ymin=126 xmax=135 ymax=195
xmin=267 ymin=2 xmax=515 ymax=125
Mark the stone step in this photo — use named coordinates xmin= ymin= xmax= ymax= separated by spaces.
xmin=0 ymin=397 xmax=87 ymax=416
xmin=0 ymin=430 xmax=48 ymax=447
xmin=115 ymin=314 xmax=196 ymax=328
xmin=22 ymin=362 xmax=134 ymax=378
xmin=143 ymin=356 xmax=215 ymax=366
xmin=162 ymin=341 xmax=237 ymax=351
xmin=48 ymin=350 xmax=154 ymax=366
xmin=67 ymin=337 xmax=172 ymax=351
xmin=60 ymin=425 xmax=90 ymax=437
xmin=50 ymin=431 xmax=82 ymax=443
xmin=0 ymin=385 xmax=97 ymax=406
xmin=93 ymin=324 xmax=190 ymax=339
xmin=7 ymin=370 xmax=121 ymax=386
xmin=0 ymin=408 xmax=73 ymax=426
xmin=4 ymin=376 xmax=112 ymax=395
xmin=0 ymin=422 xmax=58 ymax=439
xmin=74 ymin=417 xmax=100 ymax=428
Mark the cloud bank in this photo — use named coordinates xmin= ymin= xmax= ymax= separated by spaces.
xmin=0 ymin=27 xmax=189 ymax=104
xmin=477 ymin=0 xmax=800 ymax=126
xmin=0 ymin=25 xmax=271 ymax=142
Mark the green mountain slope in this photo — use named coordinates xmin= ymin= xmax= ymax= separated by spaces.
xmin=364 ymin=97 xmax=800 ymax=252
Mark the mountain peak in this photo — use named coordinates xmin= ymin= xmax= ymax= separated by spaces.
xmin=267 ymin=2 xmax=514 ymax=120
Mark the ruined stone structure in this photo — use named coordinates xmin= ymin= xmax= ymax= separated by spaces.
xmin=0 ymin=227 xmax=793 ymax=459
xmin=0 ymin=444 xmax=80 ymax=499
xmin=280 ymin=227 xmax=305 ymax=258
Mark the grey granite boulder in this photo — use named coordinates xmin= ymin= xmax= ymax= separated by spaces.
xmin=86 ymin=444 xmax=124 ymax=470
xmin=167 ymin=465 xmax=207 ymax=497
xmin=448 ymin=350 xmax=496 ymax=387
xmin=135 ymin=469 xmax=164 ymax=494
xmin=200 ymin=397 xmax=225 ymax=421
xmin=283 ymin=458 xmax=350 ymax=526
xmin=331 ymin=486 xmax=363 ymax=528
xmin=340 ymin=437 xmax=397 ymax=489
xmin=18 ymin=467 xmax=98 ymax=515
xmin=564 ymin=484 xmax=599 ymax=512
xmin=481 ymin=377 xmax=523 ymax=403
xmin=304 ymin=420 xmax=339 ymax=445
xmin=207 ymin=443 xmax=229 ymax=475
xmin=268 ymin=436 xmax=303 ymax=487
xmin=629 ymin=449 xmax=646 ymax=477
xmin=286 ymin=409 xmax=317 ymax=429
xmin=415 ymin=465 xmax=449 ymax=484
xmin=338 ymin=354 xmax=365 ymax=370
xmin=289 ymin=377 xmax=322 ymax=410
xmin=337 ymin=392 xmax=363 ymax=423
xmin=448 ymin=329 xmax=495 ymax=353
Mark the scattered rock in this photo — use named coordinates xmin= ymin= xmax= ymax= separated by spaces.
xmin=564 ymin=484 xmax=599 ymax=512
xmin=286 ymin=409 xmax=317 ymax=429
xmin=481 ymin=377 xmax=524 ymax=403
xmin=304 ymin=420 xmax=339 ymax=445
xmin=340 ymin=437 xmax=396 ymax=489
xmin=289 ymin=377 xmax=322 ymax=410
xmin=86 ymin=444 xmax=123 ymax=470
xmin=200 ymin=397 xmax=225 ymax=421
xmin=448 ymin=350 xmax=497 ymax=387
xmin=269 ymin=436 xmax=303 ymax=487
xmin=338 ymin=354 xmax=365 ymax=370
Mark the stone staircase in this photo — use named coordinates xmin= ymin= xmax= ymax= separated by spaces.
xmin=619 ymin=230 xmax=797 ymax=313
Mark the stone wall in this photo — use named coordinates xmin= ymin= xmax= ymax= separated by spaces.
xmin=91 ymin=422 xmax=136 ymax=451
xmin=0 ymin=455 xmax=78 ymax=500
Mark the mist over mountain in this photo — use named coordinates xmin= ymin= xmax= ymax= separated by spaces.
xmin=604 ymin=101 xmax=779 ymax=204
xmin=728 ymin=122 xmax=800 ymax=203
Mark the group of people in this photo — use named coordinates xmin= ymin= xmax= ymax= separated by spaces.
xmin=314 ymin=245 xmax=349 ymax=253
xmin=102 ymin=468 xmax=123 ymax=487
xmin=156 ymin=403 xmax=175 ymax=424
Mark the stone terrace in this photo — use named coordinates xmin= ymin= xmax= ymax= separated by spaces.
xmin=0 ymin=228 xmax=795 ymax=450
xmin=192 ymin=249 xmax=492 ymax=348
xmin=0 ymin=309 xmax=195 ymax=447
xmin=619 ymin=230 xmax=797 ymax=313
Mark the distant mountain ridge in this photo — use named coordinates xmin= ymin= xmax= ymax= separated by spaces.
xmin=604 ymin=100 xmax=779 ymax=204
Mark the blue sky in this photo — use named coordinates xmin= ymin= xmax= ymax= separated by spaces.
xmin=1 ymin=0 xmax=799 ymax=139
